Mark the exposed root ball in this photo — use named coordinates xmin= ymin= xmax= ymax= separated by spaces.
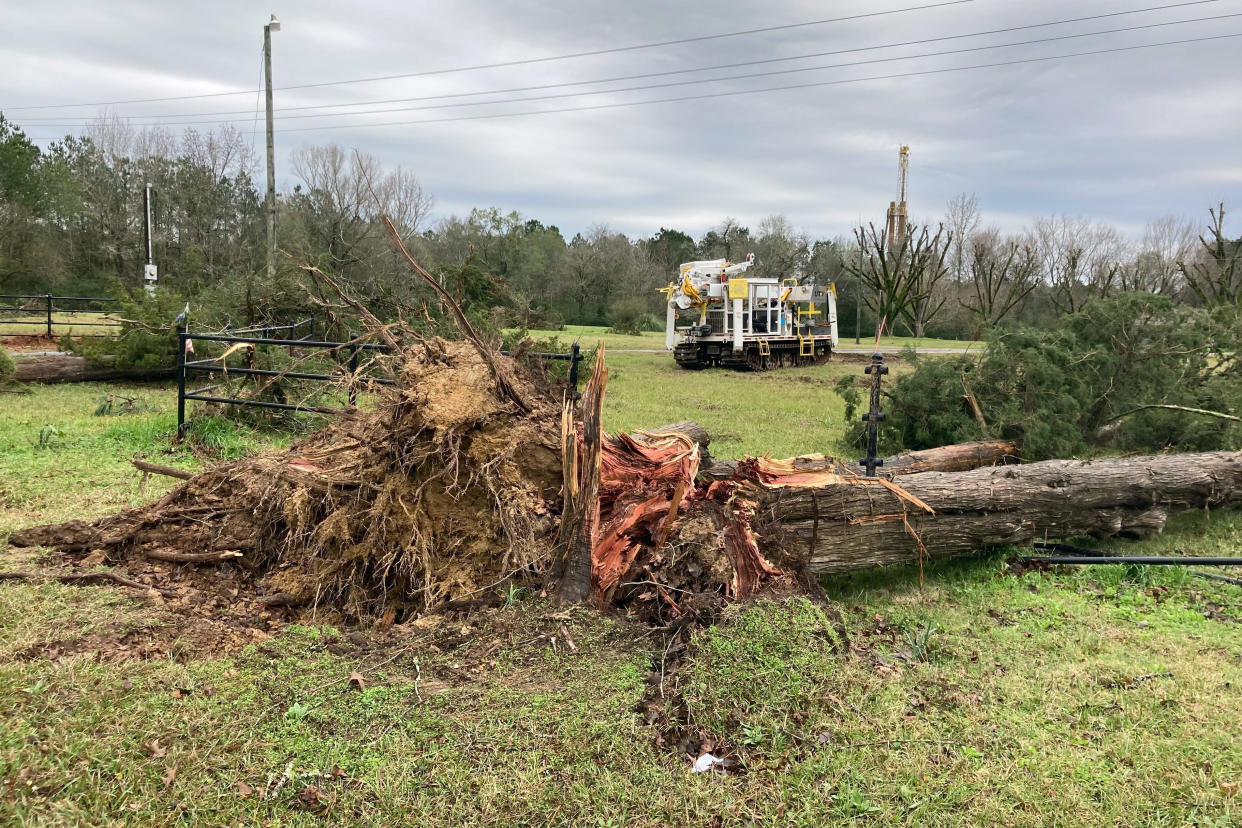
xmin=11 ymin=340 xmax=564 ymax=620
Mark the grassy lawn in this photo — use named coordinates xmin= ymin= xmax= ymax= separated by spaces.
xmin=604 ymin=351 xmax=871 ymax=459
xmin=0 ymin=312 xmax=123 ymax=339
xmin=517 ymin=324 xmax=978 ymax=353
xmin=2 ymin=362 xmax=1240 ymax=825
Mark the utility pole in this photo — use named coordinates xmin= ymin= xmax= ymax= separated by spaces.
xmin=143 ymin=183 xmax=157 ymax=296
xmin=854 ymin=239 xmax=864 ymax=347
xmin=264 ymin=14 xmax=281 ymax=280
xmin=855 ymin=219 xmax=862 ymax=345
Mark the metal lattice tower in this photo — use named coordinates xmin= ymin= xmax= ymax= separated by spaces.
xmin=885 ymin=145 xmax=910 ymax=247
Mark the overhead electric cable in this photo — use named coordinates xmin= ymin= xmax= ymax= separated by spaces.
xmin=14 ymin=0 xmax=1225 ymax=123
xmin=268 ymin=32 xmax=1242 ymax=133
xmin=0 ymin=0 xmax=979 ymax=111
xmin=22 ymin=12 xmax=1240 ymax=129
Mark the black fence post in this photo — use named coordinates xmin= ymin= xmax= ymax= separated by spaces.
xmin=176 ymin=324 xmax=188 ymax=438
xmin=45 ymin=294 xmax=53 ymax=338
xmin=569 ymin=343 xmax=582 ymax=398
xmin=859 ymin=352 xmax=887 ymax=476
xmin=348 ymin=332 xmax=359 ymax=406
xmin=308 ymin=313 xmax=316 ymax=340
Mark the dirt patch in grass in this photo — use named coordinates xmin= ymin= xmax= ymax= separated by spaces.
xmin=2 ymin=335 xmax=63 ymax=352
xmin=13 ymin=614 xmax=266 ymax=663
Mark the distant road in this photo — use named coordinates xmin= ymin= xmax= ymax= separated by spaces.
xmin=610 ymin=346 xmax=982 ymax=355
xmin=835 ymin=346 xmax=981 ymax=355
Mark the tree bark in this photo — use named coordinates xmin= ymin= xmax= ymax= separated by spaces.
xmin=750 ymin=451 xmax=1242 ymax=574
xmin=12 ymin=354 xmax=174 ymax=384
xmin=705 ymin=439 xmax=1019 ymax=480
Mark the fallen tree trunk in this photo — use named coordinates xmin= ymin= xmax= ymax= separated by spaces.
xmin=750 ymin=451 xmax=1242 ymax=574
xmin=704 ymin=438 xmax=1019 ymax=480
xmin=13 ymin=354 xmax=175 ymax=384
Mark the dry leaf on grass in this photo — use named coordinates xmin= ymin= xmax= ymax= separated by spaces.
xmin=348 ymin=671 xmax=366 ymax=691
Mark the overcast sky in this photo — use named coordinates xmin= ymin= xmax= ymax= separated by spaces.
xmin=3 ymin=0 xmax=1240 ymax=241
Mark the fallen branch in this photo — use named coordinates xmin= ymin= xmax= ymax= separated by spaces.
xmin=705 ymin=439 xmax=1019 ymax=479
xmin=132 ymin=459 xmax=194 ymax=481
xmin=1104 ymin=404 xmax=1240 ymax=424
xmin=140 ymin=548 xmax=243 ymax=564
xmin=0 ymin=569 xmax=177 ymax=597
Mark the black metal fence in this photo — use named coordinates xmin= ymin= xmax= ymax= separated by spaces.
xmin=176 ymin=325 xmax=583 ymax=436
xmin=218 ymin=315 xmax=319 ymax=341
xmin=0 ymin=294 xmax=121 ymax=338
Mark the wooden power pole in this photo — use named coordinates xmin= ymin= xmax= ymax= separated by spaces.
xmin=264 ymin=15 xmax=280 ymax=280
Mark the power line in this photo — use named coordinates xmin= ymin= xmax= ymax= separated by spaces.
xmin=15 ymin=0 xmax=1225 ymax=123
xmin=0 ymin=0 xmax=978 ymax=112
xmin=17 ymin=32 xmax=1232 ymax=140
xmin=268 ymin=32 xmax=1242 ymax=133
xmin=23 ymin=12 xmax=1240 ymax=129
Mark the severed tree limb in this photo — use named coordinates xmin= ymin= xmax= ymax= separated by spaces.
xmin=132 ymin=459 xmax=194 ymax=481
xmin=296 ymin=261 xmax=403 ymax=354
xmin=140 ymin=549 xmax=243 ymax=564
xmin=0 ymin=570 xmax=177 ymax=597
xmin=379 ymin=214 xmax=531 ymax=413
xmin=1104 ymin=404 xmax=1240 ymax=424
xmin=705 ymin=439 xmax=1019 ymax=480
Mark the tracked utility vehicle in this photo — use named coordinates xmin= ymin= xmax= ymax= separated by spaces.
xmin=663 ymin=255 xmax=838 ymax=370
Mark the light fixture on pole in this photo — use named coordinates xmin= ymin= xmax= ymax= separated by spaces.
xmin=264 ymin=14 xmax=280 ymax=280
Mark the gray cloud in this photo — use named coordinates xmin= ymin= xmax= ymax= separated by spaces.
xmin=4 ymin=0 xmax=1240 ymax=240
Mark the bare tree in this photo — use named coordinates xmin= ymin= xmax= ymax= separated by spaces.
xmin=1028 ymin=215 xmax=1128 ymax=313
xmin=1179 ymin=203 xmax=1242 ymax=308
xmin=697 ymin=217 xmax=749 ymax=260
xmin=752 ymin=214 xmax=809 ymax=282
xmin=289 ymin=143 xmax=433 ymax=267
xmin=944 ymin=192 xmax=981 ymax=283
xmin=1123 ymin=214 xmax=1197 ymax=295
xmin=960 ymin=228 xmax=1038 ymax=328
xmin=846 ymin=221 xmax=953 ymax=337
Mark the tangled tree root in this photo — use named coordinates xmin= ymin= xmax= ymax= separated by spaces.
xmin=11 ymin=339 xmax=565 ymax=622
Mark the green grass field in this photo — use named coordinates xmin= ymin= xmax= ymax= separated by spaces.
xmin=519 ymin=324 xmax=978 ymax=353
xmin=0 ymin=312 xmax=123 ymax=339
xmin=1 ymin=355 xmax=1240 ymax=825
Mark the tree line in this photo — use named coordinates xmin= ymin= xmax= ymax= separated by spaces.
xmin=1 ymin=114 xmax=1238 ymax=338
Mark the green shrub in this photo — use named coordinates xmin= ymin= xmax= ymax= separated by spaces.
xmin=879 ymin=294 xmax=1242 ymax=459
xmin=607 ymin=299 xmax=654 ymax=336
xmin=70 ymin=288 xmax=190 ymax=372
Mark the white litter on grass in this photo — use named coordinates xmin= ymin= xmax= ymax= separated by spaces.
xmin=692 ymin=753 xmax=725 ymax=773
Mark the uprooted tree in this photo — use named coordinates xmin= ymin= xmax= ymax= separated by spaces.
xmin=8 ymin=224 xmax=1242 ymax=625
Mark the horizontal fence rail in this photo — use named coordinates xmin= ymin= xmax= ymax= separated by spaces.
xmin=0 ymin=294 xmax=120 ymax=338
xmin=176 ymin=326 xmax=582 ymax=436
xmin=217 ymin=315 xmax=318 ymax=341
